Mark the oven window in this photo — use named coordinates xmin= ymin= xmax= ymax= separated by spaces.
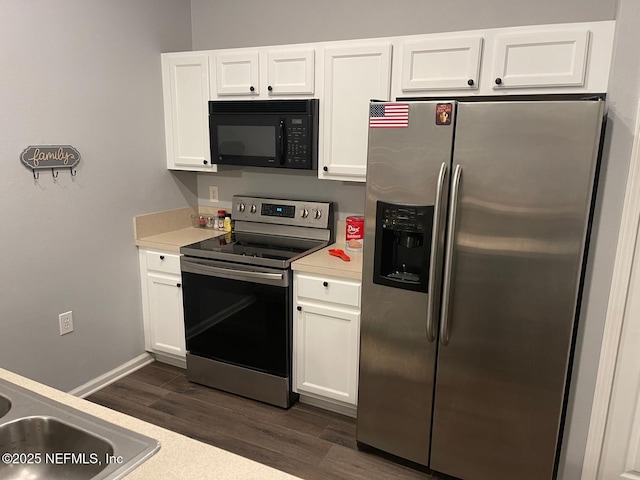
xmin=217 ymin=125 xmax=276 ymax=157
xmin=181 ymin=271 xmax=290 ymax=377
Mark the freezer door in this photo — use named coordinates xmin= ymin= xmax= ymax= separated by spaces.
xmin=357 ymin=101 xmax=455 ymax=465
xmin=430 ymin=100 xmax=605 ymax=480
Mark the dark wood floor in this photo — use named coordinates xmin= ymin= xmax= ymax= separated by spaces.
xmin=87 ymin=362 xmax=441 ymax=480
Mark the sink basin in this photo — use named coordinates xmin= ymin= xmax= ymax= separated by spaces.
xmin=0 ymin=396 xmax=9 ymax=419
xmin=0 ymin=417 xmax=114 ymax=479
xmin=0 ymin=378 xmax=159 ymax=480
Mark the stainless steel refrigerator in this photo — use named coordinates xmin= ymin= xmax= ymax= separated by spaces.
xmin=357 ymin=99 xmax=605 ymax=480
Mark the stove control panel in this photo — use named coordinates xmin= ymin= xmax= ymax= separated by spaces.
xmin=233 ymin=196 xmax=332 ymax=229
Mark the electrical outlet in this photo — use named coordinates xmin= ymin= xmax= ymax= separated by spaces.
xmin=59 ymin=311 xmax=73 ymax=336
xmin=209 ymin=186 xmax=219 ymax=203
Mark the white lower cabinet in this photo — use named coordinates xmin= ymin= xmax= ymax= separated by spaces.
xmin=293 ymin=272 xmax=361 ymax=414
xmin=139 ymin=249 xmax=186 ymax=365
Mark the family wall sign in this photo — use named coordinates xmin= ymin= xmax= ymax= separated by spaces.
xmin=21 ymin=145 xmax=81 ymax=179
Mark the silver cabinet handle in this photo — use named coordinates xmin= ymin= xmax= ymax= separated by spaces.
xmin=426 ymin=162 xmax=448 ymax=342
xmin=440 ymin=163 xmax=462 ymax=346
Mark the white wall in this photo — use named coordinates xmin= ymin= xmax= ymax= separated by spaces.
xmin=192 ymin=0 xmax=618 ymax=219
xmin=0 ymin=0 xmax=195 ymax=392
xmin=189 ymin=2 xmax=633 ymax=480
xmin=559 ymin=1 xmax=640 ymax=478
xmin=191 ymin=0 xmax=616 ymax=49
xmin=197 ymin=169 xmax=366 ymax=220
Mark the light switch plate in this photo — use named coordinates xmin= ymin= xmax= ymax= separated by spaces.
xmin=209 ymin=186 xmax=219 ymax=203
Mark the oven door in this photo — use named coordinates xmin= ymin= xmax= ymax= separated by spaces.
xmin=180 ymin=256 xmax=291 ymax=378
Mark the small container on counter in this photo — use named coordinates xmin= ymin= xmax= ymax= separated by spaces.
xmin=205 ymin=216 xmax=215 ymax=228
xmin=223 ymin=214 xmax=232 ymax=232
xmin=345 ymin=215 xmax=365 ymax=251
xmin=217 ymin=210 xmax=226 ymax=230
xmin=198 ymin=215 xmax=206 ymax=228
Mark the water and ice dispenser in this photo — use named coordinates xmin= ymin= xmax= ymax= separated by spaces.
xmin=372 ymin=201 xmax=434 ymax=293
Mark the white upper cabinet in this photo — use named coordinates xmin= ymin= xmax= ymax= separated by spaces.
xmin=390 ymin=21 xmax=614 ymax=99
xmin=491 ymin=28 xmax=590 ymax=89
xmin=398 ymin=36 xmax=483 ymax=93
xmin=162 ymin=53 xmax=216 ymax=171
xmin=161 ymin=21 xmax=614 ymax=174
xmin=267 ymin=49 xmax=315 ymax=95
xmin=320 ymin=43 xmax=392 ymax=182
xmin=215 ymin=51 xmax=260 ymax=96
xmin=213 ymin=48 xmax=315 ymax=98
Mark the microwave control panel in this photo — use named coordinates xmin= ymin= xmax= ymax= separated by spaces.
xmin=286 ymin=117 xmax=310 ymax=166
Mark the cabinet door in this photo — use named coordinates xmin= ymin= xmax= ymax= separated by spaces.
xmin=399 ymin=36 xmax=482 ymax=92
xmin=321 ymin=43 xmax=392 ymax=182
xmin=491 ymin=28 xmax=590 ymax=89
xmin=215 ymin=52 xmax=260 ymax=96
xmin=147 ymin=272 xmax=186 ymax=358
xmin=294 ymin=302 xmax=360 ymax=405
xmin=267 ymin=49 xmax=315 ymax=95
xmin=163 ymin=54 xmax=214 ymax=170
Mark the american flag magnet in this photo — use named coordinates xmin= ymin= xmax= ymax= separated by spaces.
xmin=369 ymin=103 xmax=409 ymax=128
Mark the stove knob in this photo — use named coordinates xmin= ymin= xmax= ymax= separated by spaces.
xmin=314 ymin=209 xmax=323 ymax=219
xmin=301 ymin=208 xmax=309 ymax=218
xmin=238 ymin=203 xmax=246 ymax=212
xmin=250 ymin=204 xmax=257 ymax=214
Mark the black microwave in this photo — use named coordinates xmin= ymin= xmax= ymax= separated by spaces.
xmin=209 ymin=99 xmax=319 ymax=170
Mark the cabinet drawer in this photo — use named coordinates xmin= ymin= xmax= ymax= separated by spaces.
xmin=296 ymin=274 xmax=361 ymax=308
xmin=145 ymin=251 xmax=181 ymax=275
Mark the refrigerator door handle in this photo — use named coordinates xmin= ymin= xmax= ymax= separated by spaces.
xmin=440 ymin=163 xmax=462 ymax=346
xmin=426 ymin=162 xmax=448 ymax=342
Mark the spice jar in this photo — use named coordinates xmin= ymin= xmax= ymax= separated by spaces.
xmin=198 ymin=215 xmax=206 ymax=228
xmin=217 ymin=210 xmax=226 ymax=230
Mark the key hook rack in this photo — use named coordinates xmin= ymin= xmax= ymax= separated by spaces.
xmin=21 ymin=145 xmax=81 ymax=181
xmin=33 ymin=166 xmax=78 ymax=180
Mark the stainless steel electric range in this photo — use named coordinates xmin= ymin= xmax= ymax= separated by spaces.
xmin=180 ymin=196 xmax=333 ymax=408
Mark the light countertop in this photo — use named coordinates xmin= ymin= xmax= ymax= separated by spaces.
xmin=133 ymin=207 xmax=224 ymax=253
xmin=292 ymin=241 xmax=363 ymax=280
xmin=0 ymin=368 xmax=301 ymax=480
xmin=135 ymin=227 xmax=224 ymax=253
xmin=134 ymin=212 xmax=366 ymax=280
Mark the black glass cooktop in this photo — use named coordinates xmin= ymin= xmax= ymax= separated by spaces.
xmin=181 ymin=232 xmax=327 ymax=268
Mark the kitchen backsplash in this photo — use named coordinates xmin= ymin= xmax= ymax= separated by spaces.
xmin=196 ymin=168 xmax=366 ymax=220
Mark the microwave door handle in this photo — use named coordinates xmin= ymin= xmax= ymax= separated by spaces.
xmin=278 ymin=118 xmax=287 ymax=166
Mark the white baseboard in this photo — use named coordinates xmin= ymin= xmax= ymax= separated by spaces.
xmin=298 ymin=393 xmax=357 ymax=418
xmin=153 ymin=352 xmax=186 ymax=369
xmin=68 ymin=353 xmax=154 ymax=398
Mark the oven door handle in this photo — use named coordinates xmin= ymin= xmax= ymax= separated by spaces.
xmin=181 ymin=258 xmax=288 ymax=286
